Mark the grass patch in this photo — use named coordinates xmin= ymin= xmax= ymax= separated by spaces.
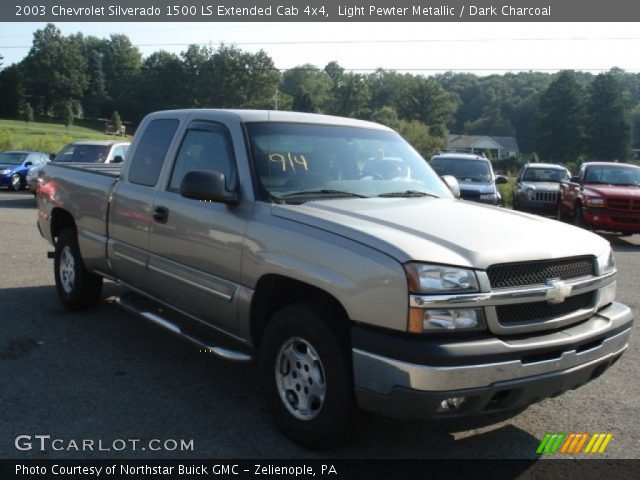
xmin=498 ymin=176 xmax=517 ymax=209
xmin=0 ymin=117 xmax=129 ymax=154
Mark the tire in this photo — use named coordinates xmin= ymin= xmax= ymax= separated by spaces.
xmin=259 ymin=302 xmax=356 ymax=450
xmin=54 ymin=227 xmax=103 ymax=310
xmin=10 ymin=174 xmax=22 ymax=191
xmin=573 ymin=205 xmax=588 ymax=229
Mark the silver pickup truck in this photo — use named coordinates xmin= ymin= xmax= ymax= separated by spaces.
xmin=37 ymin=110 xmax=633 ymax=449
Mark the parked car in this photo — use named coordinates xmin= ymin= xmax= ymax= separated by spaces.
xmin=514 ymin=163 xmax=570 ymax=213
xmin=37 ymin=110 xmax=631 ymax=449
xmin=558 ymin=162 xmax=640 ymax=235
xmin=0 ymin=151 xmax=50 ymax=191
xmin=28 ymin=140 xmax=130 ymax=195
xmin=429 ymin=153 xmax=508 ymax=205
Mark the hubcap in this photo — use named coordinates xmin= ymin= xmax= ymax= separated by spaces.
xmin=59 ymin=246 xmax=76 ymax=294
xmin=275 ymin=337 xmax=326 ymax=420
xmin=12 ymin=175 xmax=20 ymax=189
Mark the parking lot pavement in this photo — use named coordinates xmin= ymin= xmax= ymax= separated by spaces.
xmin=1 ymin=190 xmax=638 ymax=459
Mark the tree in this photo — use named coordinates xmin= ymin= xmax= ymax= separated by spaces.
xmin=405 ymin=77 xmax=457 ymax=137
xmin=535 ymin=71 xmax=586 ymax=163
xmin=23 ymin=24 xmax=88 ymax=115
xmin=83 ymin=49 xmax=107 ymax=119
xmin=281 ymin=64 xmax=331 ymax=112
xmin=586 ymin=70 xmax=632 ymax=161
xmin=0 ymin=64 xmax=25 ymax=117
xmin=23 ymin=102 xmax=34 ymax=128
xmin=111 ymin=111 xmax=122 ymax=132
xmin=292 ymin=86 xmax=317 ymax=112
xmin=328 ymin=72 xmax=370 ymax=118
xmin=64 ymin=103 xmax=74 ymax=128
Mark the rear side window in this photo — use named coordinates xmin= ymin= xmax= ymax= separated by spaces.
xmin=128 ymin=119 xmax=179 ymax=186
xmin=169 ymin=124 xmax=235 ymax=191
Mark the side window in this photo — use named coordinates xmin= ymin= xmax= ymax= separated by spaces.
xmin=128 ymin=119 xmax=179 ymax=186
xmin=169 ymin=124 xmax=235 ymax=191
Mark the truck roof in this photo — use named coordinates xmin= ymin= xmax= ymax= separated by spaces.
xmin=430 ymin=153 xmax=489 ymax=161
xmin=146 ymin=109 xmax=393 ymax=131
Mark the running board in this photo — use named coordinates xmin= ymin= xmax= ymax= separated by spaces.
xmin=114 ymin=294 xmax=254 ymax=363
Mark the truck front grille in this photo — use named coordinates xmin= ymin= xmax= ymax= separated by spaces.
xmin=487 ymin=256 xmax=595 ymax=289
xmin=534 ymin=191 xmax=557 ymax=203
xmin=607 ymin=197 xmax=640 ymax=212
xmin=496 ymin=291 xmax=596 ymax=325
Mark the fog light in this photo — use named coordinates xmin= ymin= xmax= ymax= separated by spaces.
xmin=437 ymin=397 xmax=466 ymax=412
xmin=593 ymin=215 xmax=600 ymax=222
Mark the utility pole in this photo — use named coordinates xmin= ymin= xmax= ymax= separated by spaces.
xmin=273 ymin=88 xmax=278 ymax=110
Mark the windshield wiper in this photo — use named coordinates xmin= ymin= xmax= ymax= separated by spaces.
xmin=377 ymin=190 xmax=439 ymax=198
xmin=280 ymin=189 xmax=370 ymax=198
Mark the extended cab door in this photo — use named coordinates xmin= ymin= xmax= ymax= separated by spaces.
xmin=145 ymin=120 xmax=249 ymax=334
xmin=108 ymin=118 xmax=180 ymax=288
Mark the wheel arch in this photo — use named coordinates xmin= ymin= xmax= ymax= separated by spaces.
xmin=249 ymin=274 xmax=351 ymax=349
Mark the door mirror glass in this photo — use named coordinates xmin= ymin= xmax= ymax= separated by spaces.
xmin=495 ymin=175 xmax=509 ymax=185
xmin=112 ymin=155 xmax=124 ymax=164
xmin=180 ymin=170 xmax=238 ymax=204
xmin=441 ymin=175 xmax=461 ymax=198
xmin=24 ymin=162 xmax=33 ymax=167
xmin=570 ymin=176 xmax=580 ymax=183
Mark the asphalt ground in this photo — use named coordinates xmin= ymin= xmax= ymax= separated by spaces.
xmin=0 ymin=190 xmax=638 ymax=459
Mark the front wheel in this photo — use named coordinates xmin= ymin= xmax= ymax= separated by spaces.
xmin=259 ymin=303 xmax=356 ymax=449
xmin=10 ymin=174 xmax=22 ymax=191
xmin=54 ymin=227 xmax=103 ymax=310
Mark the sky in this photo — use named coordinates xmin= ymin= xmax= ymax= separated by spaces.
xmin=2 ymin=22 xmax=640 ymax=75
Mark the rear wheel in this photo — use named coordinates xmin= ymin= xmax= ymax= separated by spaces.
xmin=10 ymin=174 xmax=22 ymax=191
xmin=259 ymin=302 xmax=356 ymax=449
xmin=54 ymin=227 xmax=103 ymax=310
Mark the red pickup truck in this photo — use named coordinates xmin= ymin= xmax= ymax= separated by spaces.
xmin=558 ymin=162 xmax=640 ymax=235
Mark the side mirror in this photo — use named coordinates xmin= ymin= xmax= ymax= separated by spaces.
xmin=570 ymin=176 xmax=580 ymax=183
xmin=180 ymin=170 xmax=239 ymax=204
xmin=24 ymin=162 xmax=33 ymax=167
xmin=112 ymin=155 xmax=124 ymax=164
xmin=442 ymin=175 xmax=461 ymax=199
xmin=495 ymin=175 xmax=509 ymax=185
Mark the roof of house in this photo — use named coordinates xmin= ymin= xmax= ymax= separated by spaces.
xmin=447 ymin=134 xmax=519 ymax=151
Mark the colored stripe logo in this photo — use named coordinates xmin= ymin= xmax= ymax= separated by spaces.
xmin=537 ymin=433 xmax=613 ymax=454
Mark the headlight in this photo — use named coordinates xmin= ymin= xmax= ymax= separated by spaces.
xmin=526 ymin=188 xmax=535 ymax=200
xmin=586 ymin=197 xmax=605 ymax=207
xmin=0 ymin=168 xmax=11 ymax=175
xmin=409 ymin=307 xmax=486 ymax=333
xmin=480 ymin=193 xmax=497 ymax=202
xmin=597 ymin=249 xmax=615 ymax=275
xmin=404 ymin=263 xmax=479 ymax=294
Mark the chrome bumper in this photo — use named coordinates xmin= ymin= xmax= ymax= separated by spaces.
xmin=353 ymin=302 xmax=632 ymax=395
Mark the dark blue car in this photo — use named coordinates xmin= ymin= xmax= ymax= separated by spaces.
xmin=0 ymin=151 xmax=50 ymax=191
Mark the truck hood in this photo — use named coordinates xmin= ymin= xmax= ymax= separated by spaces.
xmin=584 ymin=183 xmax=640 ymax=198
xmin=272 ymin=198 xmax=610 ymax=269
xmin=458 ymin=182 xmax=495 ymax=194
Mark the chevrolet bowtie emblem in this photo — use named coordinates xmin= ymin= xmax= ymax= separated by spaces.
xmin=545 ymin=279 xmax=573 ymax=303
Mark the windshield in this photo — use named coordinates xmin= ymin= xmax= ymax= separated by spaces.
xmin=0 ymin=152 xmax=27 ymax=165
xmin=54 ymin=145 xmax=110 ymax=163
xmin=584 ymin=165 xmax=640 ymax=186
xmin=523 ymin=168 xmax=568 ymax=182
xmin=430 ymin=157 xmax=492 ymax=183
xmin=244 ymin=122 xmax=452 ymax=201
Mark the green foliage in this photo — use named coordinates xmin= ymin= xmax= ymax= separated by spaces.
xmin=23 ymin=103 xmax=34 ymax=127
xmin=498 ymin=178 xmax=516 ymax=209
xmin=292 ymin=86 xmax=318 ymax=113
xmin=64 ymin=103 xmax=74 ymax=128
xmin=535 ymin=71 xmax=586 ymax=163
xmin=282 ymin=65 xmax=331 ymax=112
xmin=586 ymin=71 xmax=632 ymax=160
xmin=111 ymin=111 xmax=122 ymax=131
xmin=21 ymin=134 xmax=55 ymax=153
xmin=0 ymin=64 xmax=25 ymax=117
xmin=0 ymin=127 xmax=15 ymax=151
